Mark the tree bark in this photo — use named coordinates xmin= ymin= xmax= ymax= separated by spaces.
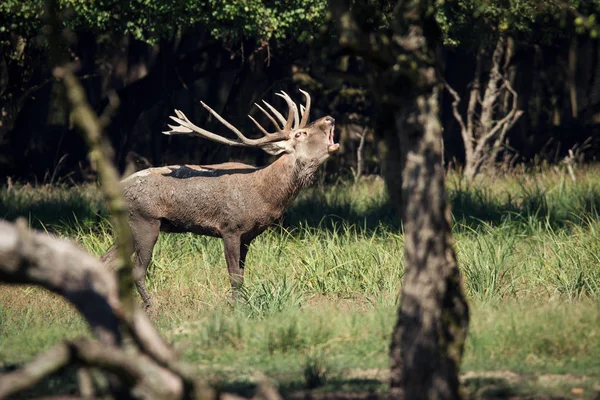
xmin=387 ymin=84 xmax=469 ymax=400
xmin=330 ymin=1 xmax=470 ymax=398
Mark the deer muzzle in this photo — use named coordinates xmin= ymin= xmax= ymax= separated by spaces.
xmin=327 ymin=125 xmax=339 ymax=153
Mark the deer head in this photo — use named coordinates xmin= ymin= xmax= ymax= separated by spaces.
xmin=163 ymin=89 xmax=339 ymax=164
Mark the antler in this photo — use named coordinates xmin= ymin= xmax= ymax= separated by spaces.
xmin=163 ymin=89 xmax=312 ymax=149
xmin=164 ymin=103 xmax=288 ymax=148
xmin=298 ymin=89 xmax=311 ymax=128
xmin=249 ymin=89 xmax=311 ymax=134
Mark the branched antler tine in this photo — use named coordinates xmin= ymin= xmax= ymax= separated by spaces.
xmin=200 ymin=101 xmax=250 ymax=143
xmin=275 ymin=91 xmax=298 ymax=131
xmin=163 ymin=123 xmax=193 ymax=135
xmin=248 ymin=115 xmax=270 ymax=136
xmin=163 ymin=110 xmax=194 ymax=135
xmin=255 ymin=103 xmax=282 ymax=132
xmin=262 ymin=100 xmax=287 ymax=127
xmin=298 ymin=89 xmax=311 ymax=128
xmin=174 ymin=109 xmax=187 ymax=120
xmin=163 ymin=111 xmax=245 ymax=147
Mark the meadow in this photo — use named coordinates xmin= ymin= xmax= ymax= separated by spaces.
xmin=1 ymin=166 xmax=600 ymax=399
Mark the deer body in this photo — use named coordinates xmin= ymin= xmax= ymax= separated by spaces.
xmin=102 ymin=90 xmax=338 ymax=307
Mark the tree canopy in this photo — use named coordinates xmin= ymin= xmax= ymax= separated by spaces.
xmin=2 ymin=0 xmax=600 ymax=181
xmin=0 ymin=0 xmax=327 ymax=45
xmin=2 ymin=0 xmax=596 ymax=55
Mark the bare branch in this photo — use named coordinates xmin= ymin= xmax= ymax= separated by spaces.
xmin=68 ymin=338 xmax=184 ymax=399
xmin=128 ymin=311 xmax=179 ymax=367
xmin=352 ymin=127 xmax=368 ymax=182
xmin=0 ymin=219 xmax=215 ymax=399
xmin=443 ymin=80 xmax=470 ymax=147
xmin=474 ymin=78 xmax=523 ymax=154
xmin=77 ymin=368 xmax=94 ymax=398
xmin=98 ymin=91 xmax=120 ymax=129
xmin=0 ymin=219 xmax=121 ymax=345
xmin=0 ymin=338 xmax=189 ymax=400
xmin=0 ymin=343 xmax=71 ymax=400
xmin=59 ymin=69 xmax=137 ymax=318
xmin=45 ymin=0 xmax=136 ymax=320
xmin=466 ymin=49 xmax=482 ymax=140
xmin=451 ymin=35 xmax=523 ymax=181
xmin=479 ymin=36 xmax=507 ymax=134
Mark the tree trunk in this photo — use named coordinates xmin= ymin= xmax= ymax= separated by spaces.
xmin=385 ymin=83 xmax=469 ymax=400
xmin=325 ymin=0 xmax=471 ymax=396
xmin=446 ymin=35 xmax=521 ymax=182
xmin=568 ymin=36 xmax=578 ymax=118
xmin=380 ymin=4 xmax=470 ymax=400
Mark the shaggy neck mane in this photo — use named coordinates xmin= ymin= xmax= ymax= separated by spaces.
xmin=259 ymin=154 xmax=320 ymax=210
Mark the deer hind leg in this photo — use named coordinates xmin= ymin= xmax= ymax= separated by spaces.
xmin=130 ymin=217 xmax=160 ymax=308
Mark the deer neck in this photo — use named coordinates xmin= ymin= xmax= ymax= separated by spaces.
xmin=257 ymin=153 xmax=320 ymax=211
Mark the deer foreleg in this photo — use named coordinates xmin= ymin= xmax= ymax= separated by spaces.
xmin=223 ymin=235 xmax=243 ymax=297
xmin=240 ymin=241 xmax=250 ymax=272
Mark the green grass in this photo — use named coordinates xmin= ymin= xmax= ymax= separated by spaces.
xmin=2 ymin=166 xmax=600 ymax=398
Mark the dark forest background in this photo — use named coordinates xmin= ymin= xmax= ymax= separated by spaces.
xmin=2 ymin=0 xmax=599 ymax=183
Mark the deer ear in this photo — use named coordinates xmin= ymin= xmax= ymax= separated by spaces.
xmin=259 ymin=141 xmax=293 ymax=155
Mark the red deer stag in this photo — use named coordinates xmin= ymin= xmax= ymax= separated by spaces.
xmin=102 ymin=90 xmax=339 ymax=307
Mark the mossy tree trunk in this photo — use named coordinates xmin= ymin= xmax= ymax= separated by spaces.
xmin=331 ymin=1 xmax=470 ymax=398
xmin=386 ymin=82 xmax=469 ymax=400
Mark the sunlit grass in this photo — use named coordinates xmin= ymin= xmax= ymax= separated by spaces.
xmin=2 ymin=165 xmax=600 ymax=397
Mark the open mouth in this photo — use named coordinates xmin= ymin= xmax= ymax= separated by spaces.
xmin=328 ymin=125 xmax=339 ymax=153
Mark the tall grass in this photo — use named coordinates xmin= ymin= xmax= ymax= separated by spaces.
xmin=2 ymin=166 xmax=600 ymax=396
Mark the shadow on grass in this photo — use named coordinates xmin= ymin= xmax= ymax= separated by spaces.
xmin=282 ymin=194 xmax=400 ymax=233
xmin=1 ymin=365 xmax=385 ymax=400
xmin=461 ymin=375 xmax=578 ymax=400
xmin=2 ymin=179 xmax=600 ymax=234
xmin=2 ymin=363 xmax=590 ymax=399
xmin=212 ymin=377 xmax=385 ymax=400
xmin=212 ymin=375 xmax=573 ymax=399
xmin=283 ymin=182 xmax=600 ymax=234
xmin=0 ymin=184 xmax=106 ymax=231
xmin=462 ymin=376 xmax=518 ymax=399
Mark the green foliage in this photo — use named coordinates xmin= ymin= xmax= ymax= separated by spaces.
xmin=199 ymin=0 xmax=327 ymax=43
xmin=435 ymin=0 xmax=600 ymax=47
xmin=0 ymin=0 xmax=328 ymax=45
